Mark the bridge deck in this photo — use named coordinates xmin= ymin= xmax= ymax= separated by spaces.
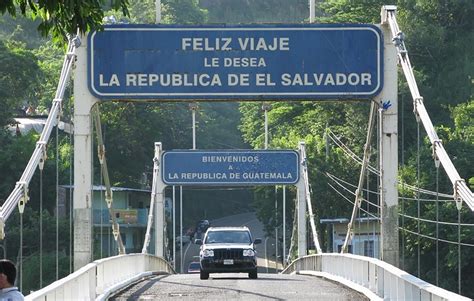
xmin=109 ymin=273 xmax=368 ymax=300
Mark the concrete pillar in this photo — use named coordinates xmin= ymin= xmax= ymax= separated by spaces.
xmin=375 ymin=24 xmax=399 ymax=267
xmin=73 ymin=35 xmax=98 ymax=270
xmin=296 ymin=163 xmax=307 ymax=257
xmin=154 ymin=143 xmax=166 ymax=257
xmin=154 ymin=190 xmax=165 ymax=257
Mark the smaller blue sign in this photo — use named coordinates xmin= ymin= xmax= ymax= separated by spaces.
xmin=162 ymin=150 xmax=299 ymax=185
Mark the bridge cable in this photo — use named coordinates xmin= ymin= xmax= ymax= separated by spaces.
xmin=39 ymin=162 xmax=44 ymax=288
xmin=400 ymin=213 xmax=474 ymax=227
xmin=417 ymin=119 xmax=421 ymax=278
xmin=56 ymin=118 xmax=59 ymax=280
xmin=92 ymin=106 xmax=126 ymax=255
xmin=327 ymin=127 xmax=455 ymax=199
xmin=399 ymin=227 xmax=474 ymax=247
xmin=436 ymin=160 xmax=439 ymax=286
xmin=325 ymin=172 xmax=380 ymax=201
xmin=0 ymin=35 xmax=79 ymax=239
xmin=141 ymin=145 xmax=159 ymax=254
xmin=68 ymin=122 xmax=73 ymax=274
xmin=327 ymin=183 xmax=379 ymax=220
xmin=287 ymin=197 xmax=299 ymax=263
xmin=401 ymin=90 xmax=406 ymax=270
xmin=383 ymin=7 xmax=473 ymax=209
xmin=100 ymin=155 xmax=103 ymax=259
xmin=341 ymin=101 xmax=377 ymax=254
xmin=19 ymin=210 xmax=23 ymax=292
xmin=299 ymin=142 xmax=322 ymax=254
xmin=458 ymin=206 xmax=461 ymax=294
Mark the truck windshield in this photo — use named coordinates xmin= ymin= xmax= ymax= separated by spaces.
xmin=205 ymin=230 xmax=251 ymax=244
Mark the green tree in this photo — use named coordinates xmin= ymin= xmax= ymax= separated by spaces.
xmin=0 ymin=0 xmax=130 ymax=40
xmin=0 ymin=40 xmax=42 ymax=127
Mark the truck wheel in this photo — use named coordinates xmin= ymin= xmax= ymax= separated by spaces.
xmin=200 ymin=270 xmax=209 ymax=280
xmin=249 ymin=269 xmax=258 ymax=279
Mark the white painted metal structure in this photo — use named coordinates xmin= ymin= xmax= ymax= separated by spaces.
xmin=142 ymin=142 xmax=316 ymax=259
xmin=73 ymin=35 xmax=99 ymax=269
xmin=92 ymin=107 xmax=126 ymax=255
xmin=298 ymin=142 xmax=322 ymax=254
xmin=0 ymin=36 xmax=80 ymax=238
xmin=374 ymin=17 xmax=400 ymax=266
xmin=142 ymin=142 xmax=165 ymax=257
xmin=282 ymin=253 xmax=469 ymax=301
xmin=382 ymin=6 xmax=474 ymax=210
xmin=25 ymin=253 xmax=174 ymax=301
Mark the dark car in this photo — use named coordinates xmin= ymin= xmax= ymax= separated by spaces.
xmin=192 ymin=220 xmax=211 ymax=243
xmin=196 ymin=226 xmax=261 ymax=280
xmin=196 ymin=220 xmax=210 ymax=233
xmin=187 ymin=261 xmax=201 ymax=274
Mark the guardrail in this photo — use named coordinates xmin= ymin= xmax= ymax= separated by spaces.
xmin=26 ymin=253 xmax=175 ymax=301
xmin=282 ymin=254 xmax=469 ymax=301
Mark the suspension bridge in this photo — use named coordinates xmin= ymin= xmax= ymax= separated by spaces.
xmin=0 ymin=5 xmax=473 ymax=300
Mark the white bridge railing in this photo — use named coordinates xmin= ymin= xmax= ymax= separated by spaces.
xmin=282 ymin=254 xmax=469 ymax=301
xmin=26 ymin=254 xmax=175 ymax=301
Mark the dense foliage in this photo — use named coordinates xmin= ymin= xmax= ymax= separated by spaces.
xmin=0 ymin=0 xmax=472 ymax=297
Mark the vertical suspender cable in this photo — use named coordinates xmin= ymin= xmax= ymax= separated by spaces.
xmin=39 ymin=169 xmax=43 ymax=288
xmin=172 ymin=186 xmax=176 ymax=268
xmin=458 ymin=206 xmax=461 ymax=294
xmin=309 ymin=0 xmax=315 ymax=23
xmin=377 ymin=107 xmax=381 ymax=259
xmin=19 ymin=212 xmax=23 ymax=292
xmin=417 ymin=121 xmax=420 ymax=278
xmin=100 ymin=166 xmax=103 ymax=259
xmin=357 ymin=203 xmax=361 ymax=254
xmin=107 ymin=221 xmax=111 ymax=257
xmin=91 ymin=118 xmax=95 ymax=258
xmin=275 ymin=186 xmax=278 ymax=272
xmin=342 ymin=101 xmax=376 ymax=254
xmin=435 ymin=166 xmax=439 ymax=285
xmin=282 ymin=185 xmax=286 ymax=266
xmin=401 ymin=94 xmax=405 ymax=269
xmin=287 ymin=197 xmax=298 ymax=263
xmin=180 ymin=186 xmax=183 ymax=273
xmin=366 ymin=172 xmax=370 ymax=256
xmin=56 ymin=122 xmax=59 ymax=280
xmin=69 ymin=125 xmax=73 ymax=273
xmin=92 ymin=107 xmax=125 ymax=255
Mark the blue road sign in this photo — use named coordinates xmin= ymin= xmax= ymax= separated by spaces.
xmin=88 ymin=24 xmax=383 ymax=100
xmin=162 ymin=150 xmax=299 ymax=185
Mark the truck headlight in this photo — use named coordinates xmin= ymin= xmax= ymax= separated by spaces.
xmin=202 ymin=249 xmax=214 ymax=257
xmin=243 ymin=249 xmax=255 ymax=257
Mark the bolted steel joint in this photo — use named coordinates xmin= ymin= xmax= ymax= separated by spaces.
xmin=261 ymin=103 xmax=272 ymax=111
xmin=454 ymin=179 xmax=465 ymax=210
xmin=112 ymin=223 xmax=120 ymax=240
xmin=0 ymin=219 xmax=4 ymax=240
xmin=105 ymin=191 xmax=113 ymax=208
xmin=432 ymin=139 xmax=442 ymax=168
xmin=98 ymin=145 xmax=105 ymax=165
xmin=413 ymin=97 xmax=423 ymax=122
xmin=17 ymin=181 xmax=29 ymax=214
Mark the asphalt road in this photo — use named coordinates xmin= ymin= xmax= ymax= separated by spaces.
xmin=110 ymin=212 xmax=368 ymax=300
xmin=175 ymin=212 xmax=279 ymax=274
xmin=109 ymin=273 xmax=368 ymax=300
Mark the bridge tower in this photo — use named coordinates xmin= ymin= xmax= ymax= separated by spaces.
xmin=375 ymin=20 xmax=399 ymax=266
xmin=73 ymin=36 xmax=98 ymax=270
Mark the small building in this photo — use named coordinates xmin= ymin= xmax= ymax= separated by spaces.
xmin=61 ymin=185 xmax=152 ymax=256
xmin=91 ymin=185 xmax=151 ymax=256
xmin=320 ymin=217 xmax=380 ymax=258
